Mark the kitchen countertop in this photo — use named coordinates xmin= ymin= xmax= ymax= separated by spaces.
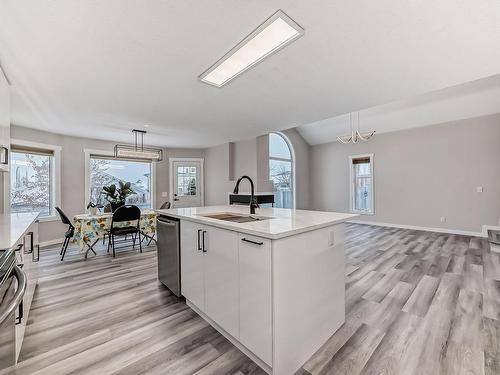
xmin=156 ymin=205 xmax=357 ymax=239
xmin=0 ymin=213 xmax=39 ymax=250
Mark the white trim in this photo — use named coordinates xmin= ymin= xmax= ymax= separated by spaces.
xmin=168 ymin=158 xmax=205 ymax=208
xmin=84 ymin=148 xmax=156 ymax=210
xmin=349 ymin=153 xmax=374 ymax=215
xmin=37 ymin=215 xmax=59 ymax=223
xmin=269 ymin=132 xmax=296 ymax=209
xmin=9 ymin=138 xmax=62 ymax=217
xmin=348 ymin=219 xmax=483 ymax=237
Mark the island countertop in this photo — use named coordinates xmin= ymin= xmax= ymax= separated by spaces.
xmin=155 ymin=205 xmax=357 ymax=239
xmin=0 ymin=212 xmax=39 ymax=250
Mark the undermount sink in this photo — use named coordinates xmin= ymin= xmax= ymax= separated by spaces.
xmin=198 ymin=212 xmax=272 ymax=223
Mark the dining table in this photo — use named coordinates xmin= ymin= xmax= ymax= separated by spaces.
xmin=73 ymin=210 xmax=157 ymax=258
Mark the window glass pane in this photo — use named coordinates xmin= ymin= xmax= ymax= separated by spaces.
xmin=11 ymin=152 xmax=52 ymax=216
xmin=90 ymin=158 xmax=152 ymax=209
xmin=269 ymin=133 xmax=291 ymax=159
xmin=352 ymin=159 xmax=373 ymax=212
xmin=354 ymin=176 xmax=372 ymax=211
xmin=269 ymin=159 xmax=292 ymax=208
xmin=176 ymin=166 xmax=197 ymax=196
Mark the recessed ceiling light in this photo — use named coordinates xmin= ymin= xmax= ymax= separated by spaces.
xmin=199 ymin=10 xmax=304 ymax=87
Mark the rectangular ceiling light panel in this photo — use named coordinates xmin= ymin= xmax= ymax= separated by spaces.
xmin=200 ymin=10 xmax=304 ymax=87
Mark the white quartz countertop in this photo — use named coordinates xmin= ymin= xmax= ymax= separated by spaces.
xmin=155 ymin=205 xmax=357 ymax=239
xmin=0 ymin=212 xmax=39 ymax=250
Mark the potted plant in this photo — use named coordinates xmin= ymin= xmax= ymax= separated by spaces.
xmin=101 ymin=181 xmax=135 ymax=212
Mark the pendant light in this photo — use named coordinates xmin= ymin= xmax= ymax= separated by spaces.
xmin=337 ymin=112 xmax=375 ymax=144
xmin=114 ymin=129 xmax=163 ymax=161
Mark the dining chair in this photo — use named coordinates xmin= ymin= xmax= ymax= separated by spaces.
xmin=107 ymin=205 xmax=142 ymax=257
xmin=55 ymin=206 xmax=75 ymax=261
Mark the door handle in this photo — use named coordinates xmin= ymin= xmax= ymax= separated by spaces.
xmin=241 ymin=238 xmax=264 ymax=245
xmin=197 ymin=229 xmax=202 ymax=250
xmin=202 ymin=231 xmax=207 ymax=252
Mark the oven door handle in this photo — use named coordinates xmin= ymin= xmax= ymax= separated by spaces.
xmin=0 ymin=266 xmax=26 ymax=324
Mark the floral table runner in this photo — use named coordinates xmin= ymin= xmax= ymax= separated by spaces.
xmin=73 ymin=210 xmax=157 ymax=249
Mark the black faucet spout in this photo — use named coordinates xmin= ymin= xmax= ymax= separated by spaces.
xmin=233 ymin=175 xmax=258 ymax=215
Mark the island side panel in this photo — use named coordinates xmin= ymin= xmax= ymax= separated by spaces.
xmin=271 ymin=224 xmax=345 ymax=375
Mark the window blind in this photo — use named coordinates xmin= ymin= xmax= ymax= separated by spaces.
xmin=352 ymin=157 xmax=371 ymax=164
xmin=11 ymin=145 xmax=54 ymax=157
xmin=90 ymin=154 xmax=152 ymax=164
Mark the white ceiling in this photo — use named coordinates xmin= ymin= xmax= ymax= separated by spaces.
xmin=297 ymin=74 xmax=500 ymax=145
xmin=0 ymin=0 xmax=499 ymax=148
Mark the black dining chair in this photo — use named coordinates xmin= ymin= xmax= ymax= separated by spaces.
xmin=107 ymin=205 xmax=142 ymax=257
xmin=160 ymin=201 xmax=171 ymax=209
xmin=55 ymin=206 xmax=75 ymax=261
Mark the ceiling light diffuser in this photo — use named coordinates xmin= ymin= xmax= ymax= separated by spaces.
xmin=199 ymin=10 xmax=304 ymax=87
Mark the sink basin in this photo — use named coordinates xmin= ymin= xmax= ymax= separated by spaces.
xmin=198 ymin=212 xmax=272 ymax=223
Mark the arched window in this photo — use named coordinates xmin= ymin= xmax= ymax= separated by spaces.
xmin=269 ymin=132 xmax=294 ymax=208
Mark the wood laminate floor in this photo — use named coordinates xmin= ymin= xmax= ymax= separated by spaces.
xmin=4 ymin=224 xmax=499 ymax=374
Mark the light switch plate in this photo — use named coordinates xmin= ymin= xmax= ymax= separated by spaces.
xmin=476 ymin=186 xmax=484 ymax=193
xmin=161 ymin=191 xmax=169 ymax=197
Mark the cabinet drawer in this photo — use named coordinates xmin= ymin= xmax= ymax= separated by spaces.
xmin=238 ymin=233 xmax=272 ymax=365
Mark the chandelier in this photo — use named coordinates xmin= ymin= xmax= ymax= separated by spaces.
xmin=337 ymin=112 xmax=375 ymax=144
xmin=114 ymin=129 xmax=163 ymax=161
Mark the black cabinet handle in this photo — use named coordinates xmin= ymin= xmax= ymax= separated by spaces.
xmin=197 ymin=229 xmax=202 ymax=251
xmin=241 ymin=238 xmax=264 ymax=246
xmin=202 ymin=231 xmax=207 ymax=252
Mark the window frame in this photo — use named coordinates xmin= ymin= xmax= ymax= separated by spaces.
xmin=349 ymin=153 xmax=374 ymax=215
xmin=9 ymin=139 xmax=61 ymax=222
xmin=269 ymin=132 xmax=295 ymax=209
xmin=84 ymin=149 xmax=156 ymax=211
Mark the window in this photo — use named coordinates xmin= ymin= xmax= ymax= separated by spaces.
xmin=10 ymin=142 xmax=60 ymax=218
xmin=350 ymin=154 xmax=374 ymax=214
xmin=176 ymin=166 xmax=197 ymax=196
xmin=269 ymin=132 xmax=294 ymax=208
xmin=89 ymin=156 xmax=153 ymax=209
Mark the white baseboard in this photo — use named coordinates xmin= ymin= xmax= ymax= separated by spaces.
xmin=348 ymin=220 xmax=483 ymax=237
xmin=39 ymin=238 xmax=65 ymax=248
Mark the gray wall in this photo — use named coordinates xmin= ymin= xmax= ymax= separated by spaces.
xmin=310 ymin=113 xmax=500 ymax=233
xmin=203 ymin=129 xmax=311 ymax=209
xmin=10 ymin=125 xmax=203 ymax=243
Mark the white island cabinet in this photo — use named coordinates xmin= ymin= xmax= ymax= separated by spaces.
xmin=159 ymin=205 xmax=356 ymax=375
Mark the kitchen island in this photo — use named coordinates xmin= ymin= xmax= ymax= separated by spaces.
xmin=155 ymin=205 xmax=356 ymax=375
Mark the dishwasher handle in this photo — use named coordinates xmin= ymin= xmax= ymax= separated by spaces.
xmin=157 ymin=216 xmax=178 ymax=226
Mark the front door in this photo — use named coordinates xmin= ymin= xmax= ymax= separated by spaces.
xmin=171 ymin=159 xmax=203 ymax=208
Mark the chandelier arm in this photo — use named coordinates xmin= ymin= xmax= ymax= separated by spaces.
xmin=337 ymin=135 xmax=351 ymax=144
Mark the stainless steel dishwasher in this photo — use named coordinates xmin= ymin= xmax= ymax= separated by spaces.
xmin=156 ymin=215 xmax=181 ymax=297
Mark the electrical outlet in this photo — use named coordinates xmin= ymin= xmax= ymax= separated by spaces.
xmin=477 ymin=186 xmax=484 ymax=193
xmin=440 ymin=217 xmax=446 ymax=223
